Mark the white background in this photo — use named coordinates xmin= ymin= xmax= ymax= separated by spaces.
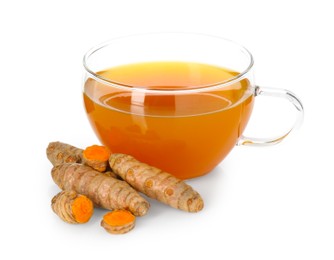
xmin=1 ymin=0 xmax=333 ymax=259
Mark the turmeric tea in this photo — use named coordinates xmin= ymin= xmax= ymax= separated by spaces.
xmin=51 ymin=163 xmax=150 ymax=216
xmin=83 ymin=61 xmax=254 ymax=179
xmin=101 ymin=210 xmax=136 ymax=234
xmin=51 ymin=190 xmax=94 ymax=224
xmin=109 ymin=154 xmax=204 ymax=212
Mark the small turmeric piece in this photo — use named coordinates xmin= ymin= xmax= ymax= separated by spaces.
xmin=51 ymin=163 xmax=150 ymax=216
xmin=47 ymin=142 xmax=83 ymax=166
xmin=82 ymin=145 xmax=111 ymax=172
xmin=51 ymin=190 xmax=94 ymax=224
xmin=101 ymin=210 xmax=136 ymax=234
xmin=109 ymin=154 xmax=204 ymax=213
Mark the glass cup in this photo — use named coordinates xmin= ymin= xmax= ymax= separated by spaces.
xmin=82 ymin=33 xmax=303 ymax=179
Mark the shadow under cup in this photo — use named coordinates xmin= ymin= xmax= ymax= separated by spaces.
xmin=82 ymin=33 xmax=267 ymax=179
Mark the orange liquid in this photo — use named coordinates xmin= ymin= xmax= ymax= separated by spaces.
xmin=83 ymin=62 xmax=254 ymax=179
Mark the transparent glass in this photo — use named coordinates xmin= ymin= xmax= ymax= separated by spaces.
xmin=82 ymin=33 xmax=303 ymax=179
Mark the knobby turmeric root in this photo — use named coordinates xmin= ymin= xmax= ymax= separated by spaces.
xmin=47 ymin=142 xmax=83 ymax=166
xmin=51 ymin=163 xmax=150 ymax=216
xmin=51 ymin=190 xmax=94 ymax=224
xmin=101 ymin=210 xmax=136 ymax=234
xmin=47 ymin=142 xmax=113 ymax=173
xmin=109 ymin=154 xmax=204 ymax=213
xmin=82 ymin=145 xmax=111 ymax=172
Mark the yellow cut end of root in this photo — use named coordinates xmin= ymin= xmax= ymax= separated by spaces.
xmin=101 ymin=210 xmax=136 ymax=234
xmin=83 ymin=145 xmax=111 ymax=161
xmin=72 ymin=195 xmax=94 ymax=223
xmin=103 ymin=210 xmax=135 ymax=227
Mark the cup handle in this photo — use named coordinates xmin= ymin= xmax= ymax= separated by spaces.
xmin=237 ymin=86 xmax=304 ymax=146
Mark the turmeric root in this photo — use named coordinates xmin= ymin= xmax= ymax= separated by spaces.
xmin=51 ymin=163 xmax=150 ymax=216
xmin=47 ymin=142 xmax=83 ymax=166
xmin=104 ymin=171 xmax=118 ymax=179
xmin=47 ymin=142 xmax=112 ymax=173
xmin=109 ymin=154 xmax=204 ymax=213
xmin=51 ymin=190 xmax=94 ymax=224
xmin=101 ymin=210 xmax=136 ymax=234
xmin=82 ymin=145 xmax=111 ymax=172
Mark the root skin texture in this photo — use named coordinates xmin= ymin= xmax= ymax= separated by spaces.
xmin=47 ymin=142 xmax=83 ymax=166
xmin=51 ymin=190 xmax=94 ymax=224
xmin=109 ymin=154 xmax=204 ymax=213
xmin=51 ymin=163 xmax=150 ymax=216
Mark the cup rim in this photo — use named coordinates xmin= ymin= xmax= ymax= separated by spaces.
xmin=83 ymin=32 xmax=254 ymax=94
